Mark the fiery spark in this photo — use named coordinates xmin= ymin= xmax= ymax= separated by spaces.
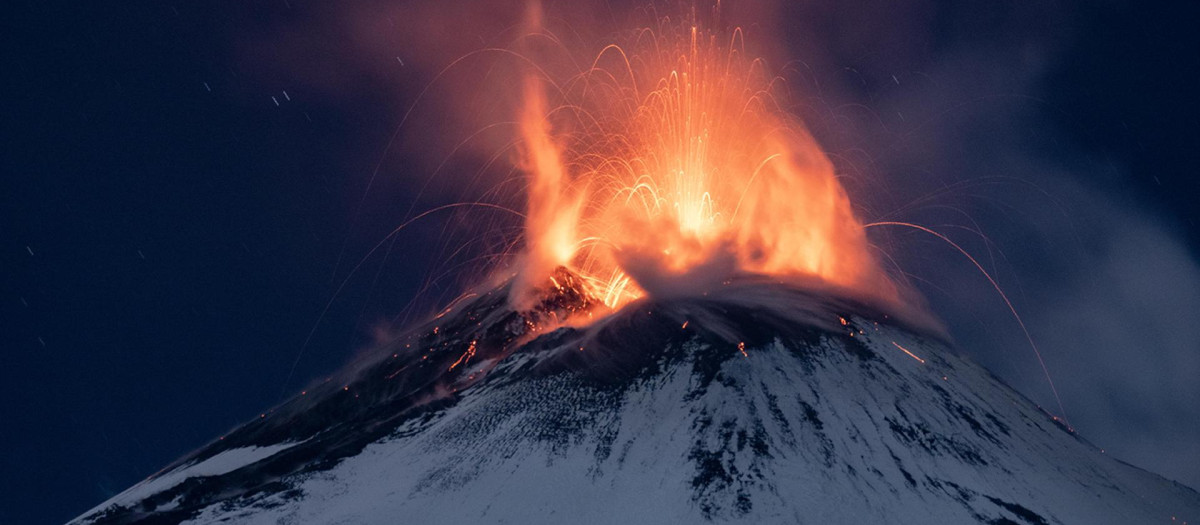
xmin=510 ymin=8 xmax=897 ymax=311
xmin=890 ymin=341 xmax=926 ymax=364
xmin=448 ymin=340 xmax=478 ymax=371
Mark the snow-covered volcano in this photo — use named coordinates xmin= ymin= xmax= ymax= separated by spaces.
xmin=73 ymin=269 xmax=1200 ymax=524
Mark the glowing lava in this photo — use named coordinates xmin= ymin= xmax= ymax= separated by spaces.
xmin=512 ymin=10 xmax=897 ymax=311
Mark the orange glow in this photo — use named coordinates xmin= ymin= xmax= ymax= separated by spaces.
xmin=448 ymin=340 xmax=478 ymax=371
xmin=890 ymin=341 xmax=926 ymax=364
xmin=511 ymin=75 xmax=585 ymax=308
xmin=513 ymin=10 xmax=897 ymax=309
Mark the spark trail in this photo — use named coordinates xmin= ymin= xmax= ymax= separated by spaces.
xmin=865 ymin=221 xmax=1069 ymax=425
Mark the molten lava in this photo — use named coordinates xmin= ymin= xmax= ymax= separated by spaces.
xmin=512 ymin=13 xmax=897 ymax=311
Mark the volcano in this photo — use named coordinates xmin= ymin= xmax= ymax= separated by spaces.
xmin=72 ymin=270 xmax=1199 ymax=524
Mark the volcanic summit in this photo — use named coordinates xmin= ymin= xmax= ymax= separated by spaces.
xmin=72 ymin=270 xmax=1200 ymax=524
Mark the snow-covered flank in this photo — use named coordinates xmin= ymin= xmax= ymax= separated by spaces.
xmin=175 ymin=322 xmax=1198 ymax=524
xmin=70 ymin=275 xmax=1200 ymax=524
xmin=73 ymin=441 xmax=301 ymax=523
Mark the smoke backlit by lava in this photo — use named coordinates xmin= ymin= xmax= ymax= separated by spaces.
xmin=509 ymin=3 xmax=902 ymax=314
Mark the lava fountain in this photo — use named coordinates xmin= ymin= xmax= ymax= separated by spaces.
xmin=510 ymin=6 xmax=900 ymax=313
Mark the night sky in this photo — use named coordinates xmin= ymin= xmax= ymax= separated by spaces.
xmin=4 ymin=1 xmax=1199 ymax=524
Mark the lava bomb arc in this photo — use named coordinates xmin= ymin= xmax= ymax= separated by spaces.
xmin=509 ymin=4 xmax=900 ymax=313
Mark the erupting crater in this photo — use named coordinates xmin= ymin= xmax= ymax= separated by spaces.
xmin=509 ymin=11 xmax=901 ymax=315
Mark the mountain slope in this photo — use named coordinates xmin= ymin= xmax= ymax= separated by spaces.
xmin=72 ymin=272 xmax=1200 ymax=524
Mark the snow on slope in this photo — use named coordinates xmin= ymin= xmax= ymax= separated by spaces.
xmin=71 ymin=276 xmax=1200 ymax=524
xmin=77 ymin=442 xmax=302 ymax=520
xmin=182 ymin=323 xmax=1198 ymax=524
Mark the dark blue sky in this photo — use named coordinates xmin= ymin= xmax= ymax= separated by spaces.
xmin=4 ymin=1 xmax=1199 ymax=524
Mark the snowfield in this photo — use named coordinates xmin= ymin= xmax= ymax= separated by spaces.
xmin=77 ymin=442 xmax=303 ymax=520
xmin=72 ymin=277 xmax=1200 ymax=524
